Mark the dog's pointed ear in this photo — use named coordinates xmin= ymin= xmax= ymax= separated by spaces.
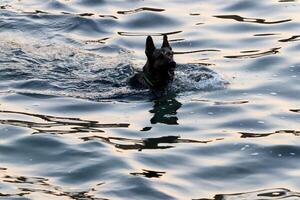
xmin=145 ymin=36 xmax=156 ymax=58
xmin=161 ymin=35 xmax=171 ymax=50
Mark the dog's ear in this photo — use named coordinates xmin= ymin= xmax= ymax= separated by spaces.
xmin=145 ymin=36 xmax=156 ymax=58
xmin=161 ymin=35 xmax=172 ymax=50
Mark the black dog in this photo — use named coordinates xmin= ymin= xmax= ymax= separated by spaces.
xmin=129 ymin=35 xmax=176 ymax=90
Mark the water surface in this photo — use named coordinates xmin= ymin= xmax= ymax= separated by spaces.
xmin=0 ymin=0 xmax=300 ymax=199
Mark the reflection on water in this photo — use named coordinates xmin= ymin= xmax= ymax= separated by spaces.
xmin=117 ymin=30 xmax=182 ymax=37
xmin=1 ymin=0 xmax=300 ymax=199
xmin=279 ymin=35 xmax=300 ymax=42
xmin=290 ymin=109 xmax=300 ymax=113
xmin=130 ymin=169 xmax=166 ymax=179
xmin=0 ymin=168 xmax=105 ymax=200
xmin=239 ymin=129 xmax=300 ymax=138
xmin=199 ymin=188 xmax=300 ymax=200
xmin=0 ymin=110 xmax=129 ymax=135
xmin=81 ymin=135 xmax=215 ymax=151
xmin=117 ymin=7 xmax=165 ymax=15
xmin=214 ymin=15 xmax=292 ymax=24
xmin=150 ymin=93 xmax=182 ymax=125
xmin=225 ymin=47 xmax=281 ymax=59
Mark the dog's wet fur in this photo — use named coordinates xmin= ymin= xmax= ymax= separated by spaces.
xmin=129 ymin=35 xmax=176 ymax=91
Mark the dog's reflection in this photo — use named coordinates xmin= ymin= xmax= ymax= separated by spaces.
xmin=149 ymin=93 xmax=182 ymax=125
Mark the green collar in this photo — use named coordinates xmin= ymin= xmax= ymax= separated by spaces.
xmin=143 ymin=72 xmax=157 ymax=88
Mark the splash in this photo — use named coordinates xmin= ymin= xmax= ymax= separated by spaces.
xmin=173 ymin=64 xmax=228 ymax=92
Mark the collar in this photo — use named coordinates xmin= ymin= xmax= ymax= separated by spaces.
xmin=143 ymin=72 xmax=157 ymax=88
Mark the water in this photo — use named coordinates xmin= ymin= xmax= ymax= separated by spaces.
xmin=0 ymin=0 xmax=300 ymax=199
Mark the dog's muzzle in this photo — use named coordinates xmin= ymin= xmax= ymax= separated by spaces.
xmin=168 ymin=61 xmax=176 ymax=78
xmin=169 ymin=61 xmax=176 ymax=69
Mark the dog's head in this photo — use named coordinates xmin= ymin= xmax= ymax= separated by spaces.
xmin=144 ymin=35 xmax=176 ymax=89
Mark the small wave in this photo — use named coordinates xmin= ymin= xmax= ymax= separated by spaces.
xmin=201 ymin=188 xmax=300 ymax=200
xmin=173 ymin=64 xmax=228 ymax=92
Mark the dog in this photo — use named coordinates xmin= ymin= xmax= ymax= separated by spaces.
xmin=129 ymin=35 xmax=176 ymax=90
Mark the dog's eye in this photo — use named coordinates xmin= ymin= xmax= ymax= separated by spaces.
xmin=166 ymin=52 xmax=173 ymax=57
xmin=158 ymin=53 xmax=164 ymax=58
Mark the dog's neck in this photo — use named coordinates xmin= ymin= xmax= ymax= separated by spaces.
xmin=143 ymin=64 xmax=158 ymax=88
xmin=143 ymin=64 xmax=171 ymax=89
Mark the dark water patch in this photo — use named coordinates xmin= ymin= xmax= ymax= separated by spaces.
xmin=17 ymin=93 xmax=59 ymax=100
xmin=62 ymin=16 xmax=108 ymax=36
xmin=225 ymin=47 xmax=281 ymax=59
xmin=140 ymin=127 xmax=152 ymax=132
xmin=117 ymin=7 xmax=165 ymax=15
xmin=0 ymin=136 xmax=97 ymax=165
xmin=0 ymin=126 xmax=32 ymax=140
xmin=13 ymin=79 xmax=61 ymax=91
xmin=99 ymin=14 xmax=118 ymax=19
xmin=118 ymin=30 xmax=182 ymax=36
xmin=195 ymin=22 xmax=205 ymax=26
xmin=122 ymin=12 xmax=180 ymax=29
xmin=254 ymin=33 xmax=280 ymax=37
xmin=239 ymin=130 xmax=300 ymax=138
xmin=190 ymin=164 xmax=257 ymax=181
xmin=74 ymin=0 xmax=106 ymax=6
xmin=81 ymin=135 xmax=214 ymax=151
xmin=130 ymin=169 xmax=166 ymax=179
xmin=102 ymin=177 xmax=175 ymax=200
xmin=57 ymin=159 xmax=129 ymax=184
xmin=169 ymin=38 xmax=185 ymax=42
xmin=49 ymin=101 xmax=108 ymax=113
xmin=265 ymin=144 xmax=300 ymax=159
xmin=150 ymin=95 xmax=182 ymax=125
xmin=0 ymin=110 xmax=129 ymax=135
xmin=240 ymin=50 xmax=260 ymax=53
xmin=190 ymin=13 xmax=201 ymax=16
xmin=45 ymin=0 xmax=71 ymax=11
xmin=222 ymin=0 xmax=261 ymax=11
xmin=78 ymin=13 xmax=94 ymax=17
xmin=279 ymin=35 xmax=300 ymax=42
xmin=23 ymin=10 xmax=49 ymax=15
xmin=198 ymin=188 xmax=300 ymax=200
xmin=0 ymin=168 xmax=106 ymax=199
xmin=0 ymin=5 xmax=11 ymax=10
xmin=61 ymin=11 xmax=118 ymax=20
xmin=21 ymin=12 xmax=116 ymax=37
xmin=214 ymin=15 xmax=292 ymax=25
xmin=290 ymin=109 xmax=300 ymax=113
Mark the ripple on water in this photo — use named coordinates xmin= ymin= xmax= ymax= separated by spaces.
xmin=74 ymin=0 xmax=106 ymax=7
xmin=60 ymin=16 xmax=109 ymax=36
xmin=201 ymin=188 xmax=300 ymax=200
xmin=222 ymin=0 xmax=262 ymax=11
xmin=122 ymin=12 xmax=181 ymax=29
xmin=1 ymin=0 xmax=300 ymax=199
